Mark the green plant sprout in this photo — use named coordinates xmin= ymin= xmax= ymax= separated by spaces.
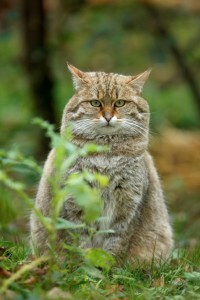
xmin=0 ymin=118 xmax=115 ymax=292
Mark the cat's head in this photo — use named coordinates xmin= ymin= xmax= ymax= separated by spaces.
xmin=62 ymin=64 xmax=151 ymax=139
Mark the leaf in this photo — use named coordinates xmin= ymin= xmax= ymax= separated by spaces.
xmin=65 ymin=143 xmax=77 ymax=155
xmin=80 ymin=143 xmax=108 ymax=156
xmin=67 ymin=174 xmax=102 ymax=223
xmin=23 ymin=276 xmax=37 ymax=286
xmin=0 ymin=170 xmax=24 ymax=191
xmin=82 ymin=265 xmax=104 ymax=279
xmin=34 ymin=265 xmax=49 ymax=276
xmin=94 ymin=173 xmax=109 ymax=187
xmin=105 ymin=284 xmax=126 ymax=299
xmin=84 ymin=248 xmax=115 ymax=271
xmin=56 ymin=218 xmax=86 ymax=230
xmin=0 ymin=268 xmax=12 ymax=278
xmin=185 ymin=272 xmax=200 ymax=284
xmin=151 ymin=274 xmax=165 ymax=287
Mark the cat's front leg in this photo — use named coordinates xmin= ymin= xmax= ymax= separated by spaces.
xmin=101 ymin=193 xmax=143 ymax=259
xmin=62 ymin=197 xmax=97 ymax=249
xmin=101 ymin=218 xmax=136 ymax=259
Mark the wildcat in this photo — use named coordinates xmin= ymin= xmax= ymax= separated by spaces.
xmin=30 ymin=64 xmax=173 ymax=264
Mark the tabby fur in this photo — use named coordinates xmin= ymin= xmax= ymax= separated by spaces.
xmin=30 ymin=64 xmax=173 ymax=265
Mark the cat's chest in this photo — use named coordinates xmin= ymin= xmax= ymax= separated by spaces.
xmin=79 ymin=155 xmax=127 ymax=174
xmin=78 ymin=155 xmax=140 ymax=176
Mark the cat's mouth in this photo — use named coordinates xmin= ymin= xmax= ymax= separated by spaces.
xmin=96 ymin=123 xmax=120 ymax=134
xmin=94 ymin=117 xmax=123 ymax=134
xmin=104 ymin=122 xmax=115 ymax=127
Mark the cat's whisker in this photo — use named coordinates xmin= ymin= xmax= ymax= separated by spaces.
xmin=125 ymin=119 xmax=147 ymax=129
xmin=130 ymin=124 xmax=148 ymax=134
xmin=73 ymin=123 xmax=90 ymax=130
xmin=123 ymin=123 xmax=142 ymax=136
xmin=133 ymin=124 xmax=148 ymax=134
xmin=124 ymin=123 xmax=148 ymax=138
xmin=73 ymin=122 xmax=95 ymax=134
xmin=124 ymin=121 xmax=148 ymax=135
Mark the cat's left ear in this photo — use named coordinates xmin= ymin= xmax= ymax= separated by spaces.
xmin=126 ymin=69 xmax=151 ymax=94
xmin=67 ymin=63 xmax=89 ymax=90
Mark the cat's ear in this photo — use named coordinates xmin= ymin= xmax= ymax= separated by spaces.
xmin=126 ymin=69 xmax=151 ymax=94
xmin=67 ymin=63 xmax=89 ymax=90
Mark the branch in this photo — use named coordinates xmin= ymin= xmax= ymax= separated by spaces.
xmin=143 ymin=1 xmax=200 ymax=115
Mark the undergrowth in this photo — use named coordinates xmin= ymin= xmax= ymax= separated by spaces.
xmin=0 ymin=120 xmax=200 ymax=300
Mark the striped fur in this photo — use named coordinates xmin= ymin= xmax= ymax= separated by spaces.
xmin=30 ymin=65 xmax=173 ymax=265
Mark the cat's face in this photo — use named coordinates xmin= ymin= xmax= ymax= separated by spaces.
xmin=64 ymin=64 xmax=150 ymax=139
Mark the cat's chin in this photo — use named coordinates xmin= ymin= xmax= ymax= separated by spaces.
xmin=95 ymin=125 xmax=121 ymax=135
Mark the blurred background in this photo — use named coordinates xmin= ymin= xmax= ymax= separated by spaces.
xmin=0 ymin=0 xmax=200 ymax=250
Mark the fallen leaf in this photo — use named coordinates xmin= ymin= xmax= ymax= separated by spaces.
xmin=105 ymin=284 xmax=125 ymax=296
xmin=23 ymin=276 xmax=38 ymax=286
xmin=152 ymin=274 xmax=165 ymax=287
xmin=34 ymin=265 xmax=49 ymax=275
xmin=0 ymin=268 xmax=12 ymax=278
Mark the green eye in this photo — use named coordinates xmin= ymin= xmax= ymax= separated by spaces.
xmin=90 ymin=100 xmax=101 ymax=107
xmin=115 ymin=100 xmax=125 ymax=107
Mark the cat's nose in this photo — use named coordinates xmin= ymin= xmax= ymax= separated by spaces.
xmin=104 ymin=112 xmax=112 ymax=122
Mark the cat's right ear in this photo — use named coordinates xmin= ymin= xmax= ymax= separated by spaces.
xmin=67 ymin=63 xmax=88 ymax=90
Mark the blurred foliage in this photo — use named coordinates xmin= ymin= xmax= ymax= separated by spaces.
xmin=0 ymin=0 xmax=200 ymax=158
xmin=0 ymin=0 xmax=199 ymax=257
xmin=0 ymin=120 xmax=116 ymax=294
xmin=0 ymin=120 xmax=199 ymax=299
xmin=0 ymin=3 xmax=200 ymax=298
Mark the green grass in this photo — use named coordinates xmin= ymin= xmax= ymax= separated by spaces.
xmin=0 ymin=121 xmax=200 ymax=300
xmin=0 ymin=242 xmax=200 ymax=299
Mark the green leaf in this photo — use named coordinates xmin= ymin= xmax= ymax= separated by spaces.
xmin=79 ymin=143 xmax=108 ymax=156
xmin=94 ymin=173 xmax=108 ymax=187
xmin=84 ymin=248 xmax=115 ymax=271
xmin=185 ymin=272 xmax=200 ymax=284
xmin=56 ymin=218 xmax=86 ymax=230
xmin=0 ymin=170 xmax=24 ymax=191
xmin=82 ymin=266 xmax=104 ymax=279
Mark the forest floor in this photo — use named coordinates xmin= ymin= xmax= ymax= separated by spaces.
xmin=0 ymin=128 xmax=200 ymax=300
